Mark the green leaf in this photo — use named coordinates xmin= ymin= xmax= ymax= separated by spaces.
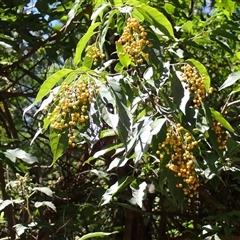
xmin=132 ymin=8 xmax=145 ymax=22
xmin=171 ymin=70 xmax=190 ymax=114
xmin=102 ymin=108 xmax=119 ymax=130
xmin=219 ymin=71 xmax=240 ymax=91
xmin=215 ymin=0 xmax=236 ymax=15
xmin=79 ymin=231 xmax=118 ymax=240
xmin=116 ymin=42 xmax=131 ymax=67
xmin=116 ymin=101 xmax=132 ymax=147
xmin=126 ymin=120 xmax=145 ymax=154
xmin=100 ymin=129 xmax=116 ymax=138
xmin=211 ymin=37 xmax=233 ymax=54
xmin=182 ymin=20 xmax=193 ymax=34
xmin=127 ymin=0 xmax=174 ymax=39
xmin=74 ymin=22 xmax=101 ymax=66
xmin=186 ymin=59 xmax=211 ymax=91
xmin=107 ymin=75 xmax=132 ymax=147
xmin=49 ymin=129 xmax=68 ymax=165
xmin=100 ymin=9 xmax=119 ymax=48
xmin=116 ymin=202 xmax=144 ymax=213
xmin=113 ymin=0 xmax=123 ymax=6
xmin=204 ymin=154 xmax=222 ymax=179
xmin=98 ymin=83 xmax=119 ymax=130
xmin=134 ymin=118 xmax=152 ymax=163
xmin=98 ymin=100 xmax=119 ymax=130
xmin=163 ymin=3 xmax=176 ymax=15
xmin=34 ymin=69 xmax=73 ymax=105
xmin=167 ymin=171 xmax=184 ymax=205
xmin=212 ymin=29 xmax=239 ymax=41
xmin=210 ymin=108 xmax=234 ymax=133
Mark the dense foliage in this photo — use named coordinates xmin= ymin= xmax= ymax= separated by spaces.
xmin=1 ymin=0 xmax=240 ymax=239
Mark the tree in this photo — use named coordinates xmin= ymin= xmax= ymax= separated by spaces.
xmin=1 ymin=0 xmax=240 ymax=239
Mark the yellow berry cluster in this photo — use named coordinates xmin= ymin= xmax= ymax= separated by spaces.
xmin=156 ymin=124 xmax=199 ymax=197
xmin=180 ymin=64 xmax=213 ymax=108
xmin=86 ymin=45 xmax=105 ymax=65
xmin=46 ymin=79 xmax=99 ymax=147
xmin=117 ymin=17 xmax=152 ymax=64
xmin=211 ymin=119 xmax=229 ymax=150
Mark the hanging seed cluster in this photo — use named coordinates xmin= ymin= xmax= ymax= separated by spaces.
xmin=212 ymin=119 xmax=229 ymax=150
xmin=117 ymin=17 xmax=152 ymax=64
xmin=180 ymin=64 xmax=213 ymax=108
xmin=46 ymin=79 xmax=99 ymax=147
xmin=156 ymin=124 xmax=199 ymax=197
xmin=86 ymin=45 xmax=105 ymax=66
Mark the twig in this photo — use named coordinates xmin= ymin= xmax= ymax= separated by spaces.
xmin=0 ymin=161 xmax=16 ymax=239
xmin=221 ymin=93 xmax=233 ymax=115
xmin=226 ymin=99 xmax=240 ymax=108
xmin=0 ymin=5 xmax=92 ymax=74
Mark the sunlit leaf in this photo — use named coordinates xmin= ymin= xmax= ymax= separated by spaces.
xmin=93 ymin=143 xmax=123 ymax=158
xmin=14 ymin=224 xmax=28 ymax=236
xmin=116 ymin=42 xmax=131 ymax=67
xmin=74 ymin=22 xmax=101 ymax=66
xmin=113 ymin=0 xmax=123 ymax=6
xmin=91 ymin=3 xmax=110 ymax=22
xmin=182 ymin=20 xmax=193 ymax=34
xmin=134 ymin=119 xmax=152 ymax=163
xmin=34 ymin=201 xmax=56 ymax=212
xmin=130 ymin=181 xmax=147 ymax=208
xmin=210 ymin=108 xmax=234 ymax=133
xmin=34 ymin=86 xmax=60 ymax=116
xmin=66 ymin=0 xmax=84 ymax=28
xmin=33 ymin=187 xmax=53 ymax=197
xmin=0 ymin=199 xmax=24 ymax=211
xmin=219 ymin=71 xmax=240 ymax=91
xmin=150 ymin=118 xmax=166 ymax=135
xmin=79 ymin=231 xmax=118 ymax=240
xmin=5 ymin=148 xmax=38 ymax=164
xmin=171 ymin=70 xmax=190 ymax=114
xmin=30 ymin=128 xmax=42 ymax=146
xmin=107 ymin=157 xmax=128 ymax=171
xmin=132 ymin=8 xmax=145 ymax=22
xmin=143 ymin=67 xmax=153 ymax=80
xmin=101 ymin=176 xmax=133 ymax=205
xmin=127 ymin=0 xmax=174 ymax=38
xmin=34 ymin=69 xmax=73 ymax=105
xmin=186 ymin=59 xmax=211 ymax=91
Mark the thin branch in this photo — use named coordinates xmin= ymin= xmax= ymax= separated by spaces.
xmin=0 ymin=161 xmax=16 ymax=239
xmin=221 ymin=93 xmax=234 ymax=115
xmin=0 ymin=5 xmax=92 ymax=74
xmin=2 ymin=100 xmax=19 ymax=140
xmin=0 ymin=92 xmax=36 ymax=101
xmin=225 ymin=99 xmax=240 ymax=109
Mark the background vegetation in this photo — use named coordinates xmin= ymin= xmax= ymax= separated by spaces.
xmin=0 ymin=0 xmax=240 ymax=239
